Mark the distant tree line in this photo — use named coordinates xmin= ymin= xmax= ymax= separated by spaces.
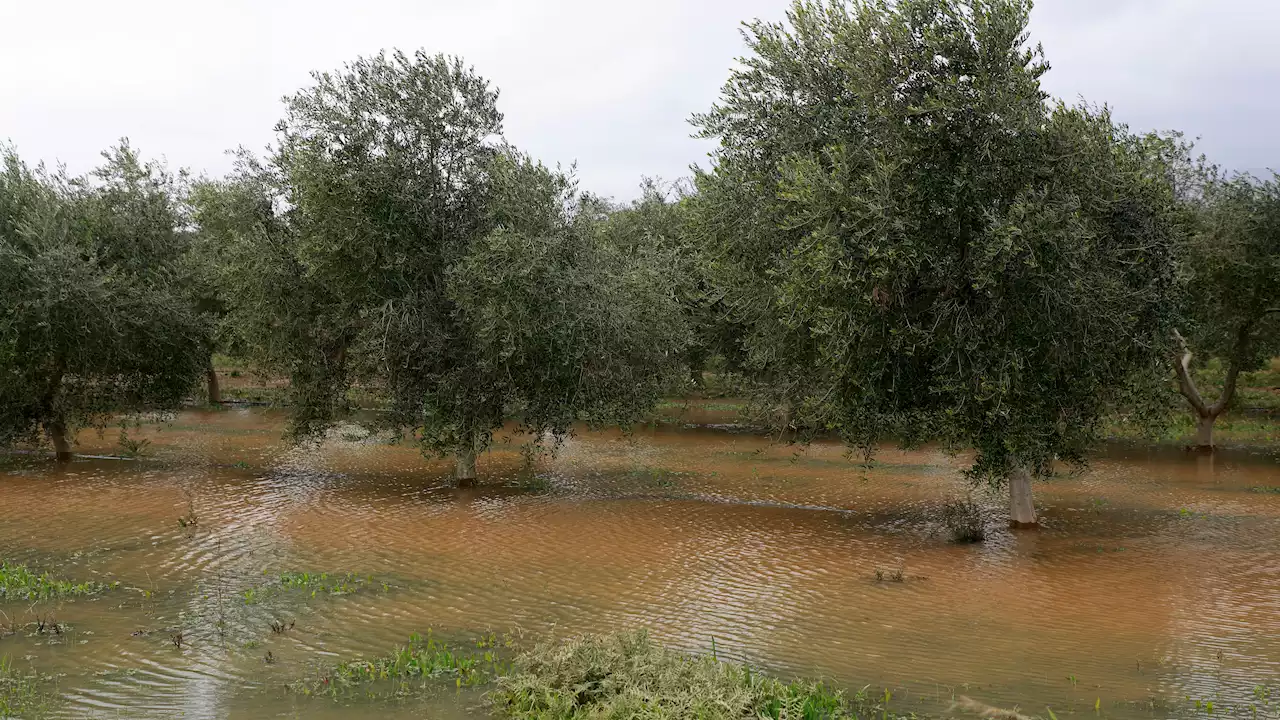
xmin=2 ymin=0 xmax=1276 ymax=521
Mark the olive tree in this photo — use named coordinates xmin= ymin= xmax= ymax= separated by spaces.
xmin=1173 ymin=173 xmax=1280 ymax=448
xmin=595 ymin=179 xmax=743 ymax=388
xmin=210 ymin=51 xmax=687 ymax=484
xmin=0 ymin=143 xmax=208 ymax=460
xmin=690 ymin=0 xmax=1186 ymax=527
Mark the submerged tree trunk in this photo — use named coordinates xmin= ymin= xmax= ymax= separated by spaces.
xmin=206 ymin=362 xmax=222 ymax=405
xmin=48 ymin=419 xmax=72 ymax=463
xmin=1195 ymin=413 xmax=1216 ymax=450
xmin=1008 ymin=466 xmax=1038 ymax=529
xmin=455 ymin=442 xmax=478 ymax=488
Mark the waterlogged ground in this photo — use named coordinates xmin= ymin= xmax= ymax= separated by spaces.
xmin=2 ymin=407 xmax=1279 ymax=719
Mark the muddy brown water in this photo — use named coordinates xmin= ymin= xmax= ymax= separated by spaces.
xmin=1 ymin=407 xmax=1278 ymax=719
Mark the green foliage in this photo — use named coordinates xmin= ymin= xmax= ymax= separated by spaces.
xmin=0 ymin=562 xmax=110 ymax=602
xmin=242 ymin=571 xmax=388 ymax=603
xmin=0 ymin=143 xmax=209 ymax=454
xmin=595 ymin=179 xmax=747 ymax=384
xmin=689 ymin=0 xmax=1187 ymax=481
xmin=291 ymin=631 xmax=506 ymax=697
xmin=1184 ymin=175 xmax=1280 ymax=366
xmin=490 ymin=629 xmax=882 ymax=720
xmin=0 ymin=656 xmax=54 ymax=719
xmin=203 ymin=51 xmax=687 ymax=472
xmin=1173 ymin=173 xmax=1280 ymax=422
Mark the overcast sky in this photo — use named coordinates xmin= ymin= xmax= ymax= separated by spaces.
xmin=2 ymin=0 xmax=1276 ymax=201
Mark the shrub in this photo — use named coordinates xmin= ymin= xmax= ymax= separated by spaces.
xmin=490 ymin=629 xmax=877 ymax=720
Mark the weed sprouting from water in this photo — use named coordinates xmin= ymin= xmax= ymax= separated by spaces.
xmin=0 ymin=562 xmax=110 ymax=602
xmin=940 ymin=498 xmax=986 ymax=544
xmin=873 ymin=567 xmax=906 ymax=583
xmin=116 ymin=430 xmax=152 ymax=459
xmin=0 ymin=656 xmax=54 ymax=718
xmin=489 ymin=629 xmax=894 ymax=720
xmin=242 ymin=571 xmax=389 ymax=605
xmin=1249 ymin=486 xmax=1280 ymax=495
xmin=289 ymin=630 xmax=507 ymax=697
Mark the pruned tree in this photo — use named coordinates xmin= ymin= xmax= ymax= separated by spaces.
xmin=1174 ymin=173 xmax=1280 ymax=448
xmin=0 ymin=143 xmax=208 ymax=460
xmin=209 ymin=51 xmax=687 ymax=484
xmin=689 ymin=0 xmax=1187 ymax=527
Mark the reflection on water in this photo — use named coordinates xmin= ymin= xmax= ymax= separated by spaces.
xmin=1 ymin=408 xmax=1278 ymax=718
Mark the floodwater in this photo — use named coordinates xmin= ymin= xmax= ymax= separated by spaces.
xmin=1 ymin=407 xmax=1279 ymax=719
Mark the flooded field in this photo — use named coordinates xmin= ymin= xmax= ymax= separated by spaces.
xmin=2 ymin=407 xmax=1279 ymax=718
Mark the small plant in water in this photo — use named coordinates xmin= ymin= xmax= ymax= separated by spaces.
xmin=0 ymin=562 xmax=110 ymax=602
xmin=873 ymin=567 xmax=906 ymax=583
xmin=1 ymin=656 xmax=54 ymax=718
xmin=290 ymin=630 xmax=507 ymax=698
xmin=246 ymin=571 xmax=386 ymax=603
xmin=116 ymin=430 xmax=151 ymax=459
xmin=177 ymin=490 xmax=198 ymax=528
xmin=940 ymin=498 xmax=986 ymax=544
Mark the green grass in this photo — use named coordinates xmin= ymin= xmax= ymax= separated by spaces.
xmin=1249 ymin=486 xmax=1280 ymax=495
xmin=0 ymin=562 xmax=111 ymax=602
xmin=243 ymin=571 xmax=389 ymax=604
xmin=1 ymin=656 xmax=54 ymax=718
xmin=489 ymin=629 xmax=892 ymax=720
xmin=289 ymin=630 xmax=507 ymax=697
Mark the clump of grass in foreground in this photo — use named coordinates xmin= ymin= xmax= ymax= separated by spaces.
xmin=1 ymin=656 xmax=55 ymax=718
xmin=1250 ymin=486 xmax=1280 ymax=494
xmin=0 ymin=562 xmax=110 ymax=602
xmin=490 ymin=629 xmax=885 ymax=720
xmin=290 ymin=631 xmax=507 ymax=697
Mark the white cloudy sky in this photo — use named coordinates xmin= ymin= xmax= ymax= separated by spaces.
xmin=1 ymin=0 xmax=1276 ymax=200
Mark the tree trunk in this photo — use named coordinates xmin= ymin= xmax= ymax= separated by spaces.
xmin=1193 ymin=413 xmax=1216 ymax=450
xmin=48 ymin=419 xmax=72 ymax=463
xmin=206 ymin=363 xmax=222 ymax=405
xmin=455 ymin=443 xmax=478 ymax=488
xmin=1008 ymin=465 xmax=1038 ymax=529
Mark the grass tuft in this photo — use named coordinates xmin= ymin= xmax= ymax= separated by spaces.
xmin=940 ymin=498 xmax=987 ymax=544
xmin=290 ymin=630 xmax=506 ymax=697
xmin=1 ymin=656 xmax=54 ymax=718
xmin=243 ymin=571 xmax=389 ymax=604
xmin=0 ymin=562 xmax=110 ymax=602
xmin=489 ymin=629 xmax=885 ymax=720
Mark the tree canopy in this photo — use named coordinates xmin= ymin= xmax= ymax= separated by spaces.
xmin=689 ymin=0 xmax=1189 ymax=524
xmin=0 ymin=143 xmax=209 ymax=459
xmin=1173 ymin=172 xmax=1280 ymax=446
xmin=202 ymin=50 xmax=688 ymax=482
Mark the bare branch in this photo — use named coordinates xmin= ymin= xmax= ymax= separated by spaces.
xmin=1171 ymin=328 xmax=1209 ymax=417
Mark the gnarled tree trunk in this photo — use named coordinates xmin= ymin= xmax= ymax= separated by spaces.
xmin=455 ymin=441 xmax=478 ymax=487
xmin=47 ymin=419 xmax=72 ymax=463
xmin=1195 ymin=413 xmax=1216 ymax=449
xmin=1008 ymin=465 xmax=1038 ymax=529
xmin=206 ymin=361 xmax=222 ymax=405
xmin=1173 ymin=327 xmax=1248 ymax=451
